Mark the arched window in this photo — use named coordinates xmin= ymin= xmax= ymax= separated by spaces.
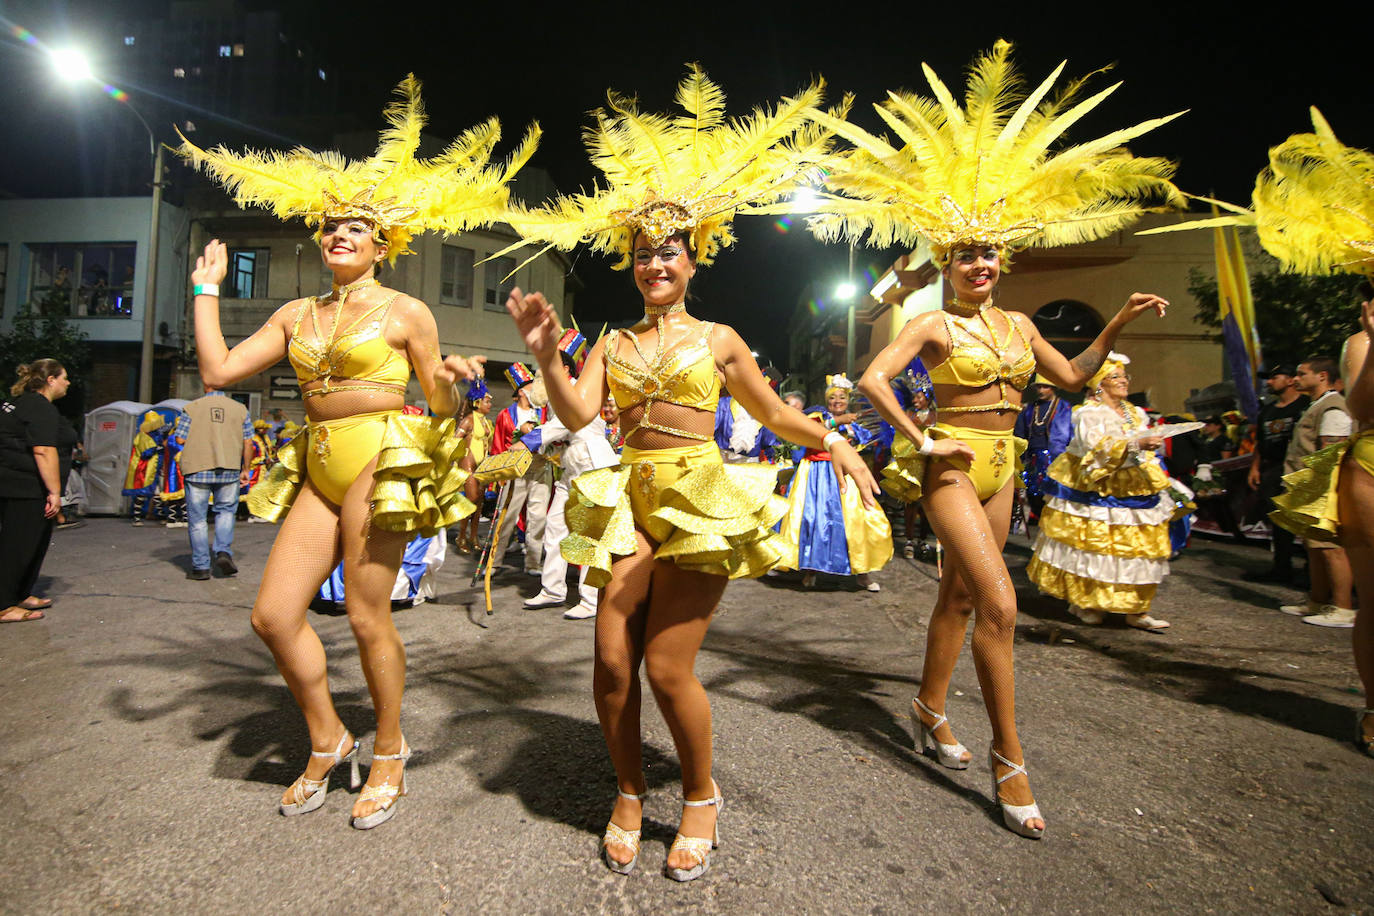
xmin=1032 ymin=300 xmax=1104 ymax=357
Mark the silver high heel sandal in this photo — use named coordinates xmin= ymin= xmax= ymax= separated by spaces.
xmin=601 ymin=790 xmax=644 ymax=875
xmin=989 ymin=749 xmax=1044 ymax=839
xmin=665 ymin=780 xmax=724 ymax=882
xmin=350 ymin=738 xmax=411 ymax=830
xmin=279 ymin=730 xmax=361 ymax=816
xmin=911 ymin=696 xmax=971 ymax=769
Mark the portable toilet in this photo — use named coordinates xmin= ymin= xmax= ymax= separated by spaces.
xmin=83 ymin=400 xmax=153 ymax=515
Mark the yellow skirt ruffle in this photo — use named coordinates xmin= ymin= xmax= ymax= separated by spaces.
xmin=1270 ymin=429 xmax=1374 ymax=543
xmin=1046 ymin=446 xmax=1170 ymax=498
xmin=1036 ymin=506 xmax=1172 ymax=559
xmin=1026 ymin=555 xmax=1159 ymax=613
xmin=248 ymin=413 xmax=474 ymax=537
xmin=882 ymin=425 xmax=1027 ymax=503
xmin=562 ymin=442 xmax=788 ymax=588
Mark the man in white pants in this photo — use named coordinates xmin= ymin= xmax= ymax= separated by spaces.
xmin=522 ymin=399 xmax=619 ymax=618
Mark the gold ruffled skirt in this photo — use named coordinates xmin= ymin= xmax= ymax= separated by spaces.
xmin=248 ymin=412 xmax=474 ymax=537
xmin=1270 ymin=429 xmax=1374 ymax=543
xmin=561 ymin=441 xmax=788 ymax=588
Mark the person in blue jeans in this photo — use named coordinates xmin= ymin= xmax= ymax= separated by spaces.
xmin=173 ymin=388 xmax=252 ymax=580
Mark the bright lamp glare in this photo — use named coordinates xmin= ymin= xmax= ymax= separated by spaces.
xmin=792 ymin=187 xmax=819 ymax=210
xmin=835 ymin=281 xmax=857 ymax=300
xmin=52 ymin=48 xmax=93 ymax=81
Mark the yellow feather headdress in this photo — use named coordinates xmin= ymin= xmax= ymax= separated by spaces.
xmin=1141 ymin=108 xmax=1374 ymax=278
xmin=496 ymin=64 xmax=848 ymax=270
xmin=792 ymin=41 xmax=1186 ymax=264
xmin=176 ymin=75 xmax=540 ymax=265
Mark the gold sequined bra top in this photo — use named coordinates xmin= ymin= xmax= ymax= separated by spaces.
xmin=287 ymin=292 xmax=410 ymax=398
xmin=926 ymin=306 xmax=1036 ymax=414
xmin=604 ymin=322 xmax=719 ymax=442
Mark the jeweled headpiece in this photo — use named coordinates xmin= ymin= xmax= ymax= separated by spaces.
xmin=177 ymin=75 xmax=539 ymax=265
xmin=495 ymin=64 xmax=847 ymax=270
xmin=795 ymin=41 xmax=1186 ymax=264
xmin=1141 ymin=108 xmax=1374 ymax=278
xmin=466 ymin=377 xmax=489 ymax=402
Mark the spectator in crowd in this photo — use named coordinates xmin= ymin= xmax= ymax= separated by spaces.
xmin=488 ymin=364 xmax=551 ymax=575
xmin=1197 ymin=415 xmax=1230 ymax=464
xmin=0 ymin=358 xmax=69 ymax=622
xmin=1013 ymin=377 xmax=1072 ymax=523
xmin=1277 ymin=358 xmax=1355 ymax=625
xmin=1247 ymin=365 xmax=1309 ymax=584
xmin=174 ymin=386 xmax=253 ymax=580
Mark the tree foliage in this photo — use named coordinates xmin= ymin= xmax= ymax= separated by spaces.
xmin=1187 ymin=248 xmax=1364 ymax=370
xmin=0 ymin=287 xmax=92 ymax=417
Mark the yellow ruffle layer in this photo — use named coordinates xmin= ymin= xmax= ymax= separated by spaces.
xmin=248 ymin=414 xmax=474 ymax=537
xmin=562 ymin=462 xmax=788 ymax=589
xmin=1037 ymin=506 xmax=1171 ymax=559
xmin=880 ymin=430 xmax=1027 ymax=502
xmin=1269 ymin=437 xmax=1353 ymax=543
xmin=1026 ymin=555 xmax=1157 ymax=613
xmin=1047 ymin=445 xmax=1170 ymax=497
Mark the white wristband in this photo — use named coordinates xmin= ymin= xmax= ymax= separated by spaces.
xmin=822 ymin=431 xmax=845 ymax=452
xmin=918 ymin=435 xmax=935 ymax=456
xmin=193 ymin=283 xmax=220 ymax=297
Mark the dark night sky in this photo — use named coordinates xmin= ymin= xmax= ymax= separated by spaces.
xmin=2 ymin=0 xmax=1371 ymax=369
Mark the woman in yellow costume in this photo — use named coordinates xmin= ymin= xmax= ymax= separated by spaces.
xmin=1025 ymin=352 xmax=1190 ymax=632
xmin=1146 ymin=108 xmax=1374 ymax=755
xmin=774 ymin=372 xmax=892 ymax=591
xmin=797 ymin=42 xmax=1183 ymax=836
xmin=503 ymin=66 xmax=878 ymax=879
xmin=454 ymin=377 xmax=494 ymax=553
xmin=179 ymin=76 xmax=536 ymax=826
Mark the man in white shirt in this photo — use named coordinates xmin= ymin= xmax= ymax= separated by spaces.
xmin=1278 ymin=357 xmax=1355 ymax=627
xmin=523 ymin=391 xmax=620 ymax=619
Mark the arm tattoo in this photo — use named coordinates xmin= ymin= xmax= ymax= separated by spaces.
xmin=1071 ymin=347 xmax=1105 ymax=380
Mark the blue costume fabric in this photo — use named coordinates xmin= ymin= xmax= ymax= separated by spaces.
xmin=1014 ymin=397 xmax=1073 ymax=504
xmin=319 ymin=534 xmax=440 ymax=604
xmin=714 ymin=395 xmax=778 ymax=460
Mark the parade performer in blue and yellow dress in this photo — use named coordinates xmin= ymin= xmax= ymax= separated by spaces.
xmin=799 ymin=42 xmax=1184 ymax=837
xmin=502 ymin=66 xmax=878 ymax=880
xmin=1014 ymin=376 xmax=1072 ymax=523
xmin=179 ymin=75 xmax=536 ymax=827
xmin=1026 ymin=354 xmax=1193 ymax=631
xmin=1147 ymin=108 xmax=1374 ymax=755
xmin=454 ymin=377 xmax=494 ymax=553
xmin=121 ymin=410 xmax=164 ymax=524
xmin=775 ymin=373 xmax=892 ymax=591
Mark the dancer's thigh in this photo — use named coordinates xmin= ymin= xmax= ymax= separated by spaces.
xmin=596 ymin=527 xmax=656 ymax=661
xmin=338 ymin=455 xmax=410 ymax=612
xmin=922 ymin=463 xmax=1015 ymax=598
xmin=253 ymin=480 xmax=341 ymax=629
xmin=643 ymin=560 xmax=727 ymax=658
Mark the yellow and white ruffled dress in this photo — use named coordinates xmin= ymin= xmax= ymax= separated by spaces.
xmin=1026 ymin=401 xmax=1192 ymax=614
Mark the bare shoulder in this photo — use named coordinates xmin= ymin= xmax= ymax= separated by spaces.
xmin=386 ymin=291 xmax=429 ymax=318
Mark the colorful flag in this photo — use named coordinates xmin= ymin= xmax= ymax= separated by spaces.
xmin=1213 ymin=214 xmax=1261 ymax=421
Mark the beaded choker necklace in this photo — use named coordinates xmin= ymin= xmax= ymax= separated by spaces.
xmin=330 ymin=276 xmax=380 ymax=301
xmin=644 ymin=301 xmax=687 ymax=318
xmin=944 ymin=298 xmax=993 ymax=317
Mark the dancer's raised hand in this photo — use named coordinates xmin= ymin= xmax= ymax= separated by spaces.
xmin=505 ymin=287 xmax=561 ymax=361
xmin=828 ymin=440 xmax=882 ymax=509
xmin=434 ymin=354 xmax=485 ymax=389
xmin=192 ymin=240 xmax=228 ymax=287
xmin=1116 ymin=292 xmax=1169 ymax=323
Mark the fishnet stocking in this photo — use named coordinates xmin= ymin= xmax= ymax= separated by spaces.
xmin=1338 ymin=460 xmax=1374 ymax=739
xmin=594 ymin=525 xmax=728 ymax=867
xmin=301 ymin=388 xmax=404 ymax=422
xmin=618 ymin=401 xmax=715 ymax=451
xmin=919 ymin=462 xmax=1037 ymax=813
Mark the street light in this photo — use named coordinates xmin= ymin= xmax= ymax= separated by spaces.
xmin=52 ymin=46 xmax=165 ymax=405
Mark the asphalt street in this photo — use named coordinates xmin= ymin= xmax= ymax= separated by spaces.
xmin=2 ymin=517 xmax=1371 ymax=914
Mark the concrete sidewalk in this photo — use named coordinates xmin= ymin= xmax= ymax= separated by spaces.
xmin=1 ymin=517 xmax=1370 ymax=913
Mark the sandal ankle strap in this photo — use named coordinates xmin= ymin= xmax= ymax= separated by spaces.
xmin=372 ymin=739 xmax=411 ymax=762
xmin=990 ymin=748 xmax=1028 ymax=786
xmin=912 ymin=696 xmax=948 ymax=729
xmin=618 ymin=789 xmax=644 ymax=801
xmin=310 ymin=731 xmax=355 ymax=761
xmin=682 ymin=779 xmax=722 ymax=807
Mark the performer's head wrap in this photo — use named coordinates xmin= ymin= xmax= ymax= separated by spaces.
xmin=176 ymin=75 xmax=540 ymax=265
xmin=491 ymin=64 xmax=848 ymax=272
xmin=140 ymin=411 xmax=163 ymax=435
xmin=1141 ymin=108 xmax=1374 ymax=278
xmin=824 ymin=372 xmax=855 ymax=401
xmin=793 ymin=41 xmax=1186 ymax=267
xmin=1087 ymin=352 xmax=1130 ymax=392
